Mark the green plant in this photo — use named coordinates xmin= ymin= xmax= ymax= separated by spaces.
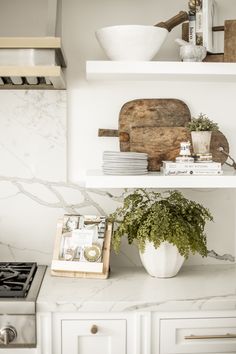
xmin=109 ymin=189 xmax=213 ymax=259
xmin=187 ymin=113 xmax=219 ymax=131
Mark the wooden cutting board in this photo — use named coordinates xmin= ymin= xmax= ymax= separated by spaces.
xmin=130 ymin=127 xmax=229 ymax=171
xmin=98 ymin=98 xmax=229 ymax=171
xmin=119 ymin=99 xmax=191 ymax=151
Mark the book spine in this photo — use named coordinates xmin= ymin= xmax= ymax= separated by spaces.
xmin=189 ymin=12 xmax=196 ymax=45
xmin=202 ymin=0 xmax=217 ymax=53
xmin=163 ymin=162 xmax=221 ymax=170
xmin=163 ymin=170 xmax=223 ymax=176
xmin=196 ymin=0 xmax=203 ymax=45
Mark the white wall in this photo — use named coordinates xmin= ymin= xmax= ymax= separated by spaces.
xmin=0 ymin=0 xmax=62 ymax=36
xmin=62 ymin=0 xmax=236 ymax=266
xmin=0 ymin=0 xmax=235 ymax=268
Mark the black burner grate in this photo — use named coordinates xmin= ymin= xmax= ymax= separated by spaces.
xmin=0 ymin=262 xmax=37 ymax=298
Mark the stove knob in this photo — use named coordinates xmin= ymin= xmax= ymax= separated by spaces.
xmin=0 ymin=326 xmax=17 ymax=345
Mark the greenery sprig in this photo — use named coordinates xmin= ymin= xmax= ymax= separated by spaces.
xmin=187 ymin=113 xmax=219 ymax=132
xmin=109 ymin=189 xmax=213 ymax=259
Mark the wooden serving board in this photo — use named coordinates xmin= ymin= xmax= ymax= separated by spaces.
xmin=129 ymin=127 xmax=229 ymax=171
xmin=119 ymin=98 xmax=191 ymax=151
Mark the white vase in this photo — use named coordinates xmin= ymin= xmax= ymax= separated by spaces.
xmin=139 ymin=241 xmax=185 ymax=278
xmin=191 ymin=131 xmax=212 ymax=154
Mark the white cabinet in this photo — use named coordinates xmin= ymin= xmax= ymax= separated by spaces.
xmin=61 ymin=319 xmax=126 ymax=354
xmin=52 ymin=313 xmax=141 ymax=354
xmin=160 ymin=317 xmax=236 ymax=354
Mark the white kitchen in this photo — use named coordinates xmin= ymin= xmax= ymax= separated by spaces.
xmin=0 ymin=0 xmax=236 ymax=353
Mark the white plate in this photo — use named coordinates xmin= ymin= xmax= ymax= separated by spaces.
xmin=103 ymin=152 xmax=148 ymax=159
xmin=103 ymin=171 xmax=148 ymax=175
xmin=103 ymin=162 xmax=148 ymax=167
xmin=104 ymin=151 xmax=147 ymax=155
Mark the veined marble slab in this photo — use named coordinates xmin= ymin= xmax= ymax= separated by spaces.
xmin=37 ymin=265 xmax=236 ymax=313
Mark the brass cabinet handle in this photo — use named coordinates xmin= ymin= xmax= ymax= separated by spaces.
xmin=90 ymin=325 xmax=98 ymax=334
xmin=185 ymin=333 xmax=236 ymax=340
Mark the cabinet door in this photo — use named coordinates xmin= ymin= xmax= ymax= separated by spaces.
xmin=160 ymin=317 xmax=236 ymax=354
xmin=61 ymin=319 xmax=126 ymax=354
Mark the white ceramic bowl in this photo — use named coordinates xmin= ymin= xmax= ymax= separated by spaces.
xmin=95 ymin=25 xmax=168 ymax=61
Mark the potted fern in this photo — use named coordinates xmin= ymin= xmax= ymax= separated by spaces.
xmin=109 ymin=189 xmax=213 ymax=278
xmin=186 ymin=113 xmax=219 ymax=154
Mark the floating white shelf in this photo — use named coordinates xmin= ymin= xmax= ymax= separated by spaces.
xmin=86 ymin=61 xmax=236 ymax=81
xmin=86 ymin=170 xmax=236 ymax=189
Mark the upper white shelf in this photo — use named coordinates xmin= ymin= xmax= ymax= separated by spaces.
xmin=86 ymin=61 xmax=236 ymax=81
xmin=86 ymin=170 xmax=236 ymax=189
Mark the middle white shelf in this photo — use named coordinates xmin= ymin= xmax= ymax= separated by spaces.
xmin=86 ymin=170 xmax=236 ymax=189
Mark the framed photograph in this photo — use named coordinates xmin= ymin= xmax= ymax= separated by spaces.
xmin=51 ymin=214 xmax=112 ymax=279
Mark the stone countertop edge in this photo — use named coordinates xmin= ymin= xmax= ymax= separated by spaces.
xmin=36 ymin=265 xmax=236 ymax=313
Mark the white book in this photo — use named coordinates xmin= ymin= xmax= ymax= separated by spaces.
xmin=163 ymin=161 xmax=221 ymax=170
xmin=163 ymin=170 xmax=223 ymax=176
xmin=196 ymin=0 xmax=203 ymax=45
xmin=202 ymin=0 xmax=217 ymax=53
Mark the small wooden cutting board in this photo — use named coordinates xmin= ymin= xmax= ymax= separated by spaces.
xmin=119 ymin=98 xmax=191 ymax=151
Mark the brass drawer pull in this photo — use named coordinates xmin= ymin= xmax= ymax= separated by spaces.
xmin=90 ymin=325 xmax=98 ymax=334
xmin=185 ymin=333 xmax=236 ymax=340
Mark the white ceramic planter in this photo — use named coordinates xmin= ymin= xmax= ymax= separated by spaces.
xmin=139 ymin=241 xmax=185 ymax=278
xmin=191 ymin=131 xmax=212 ymax=154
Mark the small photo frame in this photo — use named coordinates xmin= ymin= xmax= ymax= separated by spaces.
xmin=51 ymin=214 xmax=112 ymax=279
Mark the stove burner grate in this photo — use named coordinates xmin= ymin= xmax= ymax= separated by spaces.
xmin=0 ymin=262 xmax=37 ymax=298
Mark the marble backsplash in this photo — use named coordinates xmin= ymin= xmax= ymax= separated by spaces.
xmin=0 ymin=90 xmax=234 ymax=267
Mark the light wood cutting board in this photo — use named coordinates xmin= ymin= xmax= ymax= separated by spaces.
xmin=119 ymin=98 xmax=191 ymax=151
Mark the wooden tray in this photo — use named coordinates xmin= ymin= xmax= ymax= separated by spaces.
xmin=51 ymin=217 xmax=112 ymax=279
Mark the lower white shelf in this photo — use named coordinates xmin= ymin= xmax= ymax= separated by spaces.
xmin=86 ymin=170 xmax=236 ymax=189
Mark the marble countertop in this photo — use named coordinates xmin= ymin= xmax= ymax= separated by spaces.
xmin=37 ymin=265 xmax=236 ymax=313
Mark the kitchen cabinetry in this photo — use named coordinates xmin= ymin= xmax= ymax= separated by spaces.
xmin=52 ymin=312 xmax=140 ymax=354
xmin=160 ymin=317 xmax=236 ymax=354
xmin=61 ymin=319 xmax=126 ymax=354
xmin=37 ymin=267 xmax=236 ymax=354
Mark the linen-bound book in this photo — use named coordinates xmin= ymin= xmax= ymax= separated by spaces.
xmin=196 ymin=0 xmax=203 ymax=45
xmin=202 ymin=0 xmax=217 ymax=52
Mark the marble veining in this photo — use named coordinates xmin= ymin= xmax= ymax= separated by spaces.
xmin=37 ymin=265 xmax=236 ymax=313
xmin=0 ymin=90 xmax=235 ymax=267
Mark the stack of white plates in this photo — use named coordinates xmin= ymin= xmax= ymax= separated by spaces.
xmin=103 ymin=151 xmax=148 ymax=175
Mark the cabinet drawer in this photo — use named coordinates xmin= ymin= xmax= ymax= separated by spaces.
xmin=160 ymin=317 xmax=236 ymax=354
xmin=61 ymin=319 xmax=126 ymax=354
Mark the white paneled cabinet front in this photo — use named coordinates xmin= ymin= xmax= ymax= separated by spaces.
xmin=160 ymin=317 xmax=236 ymax=354
xmin=61 ymin=319 xmax=126 ymax=354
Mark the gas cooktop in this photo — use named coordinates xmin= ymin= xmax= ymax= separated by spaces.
xmin=0 ymin=262 xmax=37 ymax=298
xmin=0 ymin=262 xmax=46 ymax=348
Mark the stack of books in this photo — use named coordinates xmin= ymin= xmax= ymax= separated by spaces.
xmin=162 ymin=161 xmax=222 ymax=176
xmin=188 ymin=0 xmax=218 ymax=53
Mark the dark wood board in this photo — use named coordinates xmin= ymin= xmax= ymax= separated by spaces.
xmin=224 ymin=20 xmax=236 ymax=62
xmin=119 ymin=99 xmax=191 ymax=152
xmin=130 ymin=127 xmax=189 ymax=171
xmin=129 ymin=127 xmax=229 ymax=171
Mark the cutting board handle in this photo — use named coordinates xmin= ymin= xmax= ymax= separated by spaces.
xmin=98 ymin=129 xmax=129 ymax=142
xmin=98 ymin=129 xmax=119 ymax=137
xmin=155 ymin=11 xmax=188 ymax=32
